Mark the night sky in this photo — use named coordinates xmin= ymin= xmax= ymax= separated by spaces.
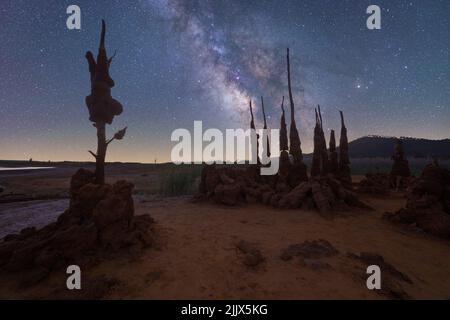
xmin=0 ymin=0 xmax=449 ymax=163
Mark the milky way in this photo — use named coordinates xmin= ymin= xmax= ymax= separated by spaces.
xmin=0 ymin=0 xmax=449 ymax=162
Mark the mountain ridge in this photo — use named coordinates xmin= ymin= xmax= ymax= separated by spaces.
xmin=343 ymin=135 xmax=450 ymax=158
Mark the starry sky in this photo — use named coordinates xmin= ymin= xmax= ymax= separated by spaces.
xmin=0 ymin=0 xmax=449 ymax=163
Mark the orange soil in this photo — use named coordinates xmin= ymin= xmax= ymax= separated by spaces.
xmin=2 ymin=192 xmax=450 ymax=299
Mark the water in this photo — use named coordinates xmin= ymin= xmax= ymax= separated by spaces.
xmin=0 ymin=199 xmax=68 ymax=239
xmin=0 ymin=166 xmax=55 ymax=171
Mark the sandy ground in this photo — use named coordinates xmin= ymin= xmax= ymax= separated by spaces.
xmin=1 ymin=192 xmax=450 ymax=299
xmin=0 ymin=199 xmax=68 ymax=238
xmin=1 ymin=166 xmax=450 ymax=299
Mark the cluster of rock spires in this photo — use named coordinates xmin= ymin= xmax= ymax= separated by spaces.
xmin=0 ymin=169 xmax=154 ymax=285
xmin=384 ymin=163 xmax=450 ymax=238
xmin=198 ymin=48 xmax=370 ymax=215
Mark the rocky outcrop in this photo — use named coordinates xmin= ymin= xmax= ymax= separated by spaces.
xmin=357 ymin=172 xmax=391 ymax=195
xmin=348 ymin=252 xmax=412 ymax=299
xmin=236 ymin=240 xmax=265 ymax=268
xmin=198 ymin=165 xmax=372 ymax=214
xmin=390 ymin=139 xmax=411 ymax=189
xmin=384 ymin=164 xmax=450 ymax=238
xmin=280 ymin=239 xmax=339 ymax=271
xmin=0 ymin=169 xmax=154 ymax=285
xmin=197 ymin=100 xmax=369 ymax=215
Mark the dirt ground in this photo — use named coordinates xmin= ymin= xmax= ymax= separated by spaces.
xmin=1 ymin=189 xmax=450 ymax=299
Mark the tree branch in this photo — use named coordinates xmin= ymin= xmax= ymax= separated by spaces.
xmin=106 ymin=137 xmax=115 ymax=146
xmin=88 ymin=150 xmax=97 ymax=159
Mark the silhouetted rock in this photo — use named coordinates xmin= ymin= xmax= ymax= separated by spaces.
xmin=198 ymin=164 xmax=371 ymax=213
xmin=280 ymin=239 xmax=338 ymax=261
xmin=338 ymin=111 xmax=352 ymax=188
xmin=85 ymin=20 xmax=122 ymax=125
xmin=261 ymin=96 xmax=270 ymax=159
xmin=0 ymin=170 xmax=154 ymax=285
xmin=348 ymin=251 xmax=412 ymax=299
xmin=329 ymin=130 xmax=338 ymax=175
xmin=384 ymin=163 xmax=450 ymax=238
xmin=311 ymin=107 xmax=329 ymax=177
xmin=390 ymin=139 xmax=411 ymax=189
xmin=279 ymin=96 xmax=288 ymax=152
xmin=286 ymin=48 xmax=305 ymax=170
xmin=249 ymin=100 xmax=260 ymax=165
xmin=236 ymin=240 xmax=265 ymax=267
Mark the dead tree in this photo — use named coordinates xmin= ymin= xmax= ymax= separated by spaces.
xmin=85 ymin=20 xmax=126 ymax=184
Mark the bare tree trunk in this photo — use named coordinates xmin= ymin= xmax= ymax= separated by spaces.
xmin=95 ymin=122 xmax=106 ymax=184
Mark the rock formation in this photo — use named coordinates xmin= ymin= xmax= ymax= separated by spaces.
xmin=338 ymin=111 xmax=352 ymax=188
xmin=384 ymin=163 xmax=450 ymax=238
xmin=390 ymin=139 xmax=411 ymax=189
xmin=197 ymin=162 xmax=371 ymax=214
xmin=249 ymin=100 xmax=260 ymax=165
xmin=0 ymin=24 xmax=151 ymax=286
xmin=317 ymin=106 xmax=329 ymax=175
xmin=328 ymin=130 xmax=338 ymax=175
xmin=286 ymin=48 xmax=308 ymax=186
xmin=85 ymin=20 xmax=127 ymax=184
xmin=311 ymin=106 xmax=329 ymax=177
xmin=311 ymin=109 xmax=322 ymax=177
xmin=279 ymin=96 xmax=290 ymax=176
xmin=0 ymin=169 xmax=154 ymax=285
xmin=260 ymin=96 xmax=270 ymax=160
xmin=357 ymin=172 xmax=391 ymax=195
xmin=196 ymin=51 xmax=367 ymax=215
xmin=286 ymin=48 xmax=302 ymax=164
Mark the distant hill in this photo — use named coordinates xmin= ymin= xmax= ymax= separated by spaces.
xmin=346 ymin=136 xmax=450 ymax=158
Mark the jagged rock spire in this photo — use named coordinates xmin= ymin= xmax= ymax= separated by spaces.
xmin=312 ymin=106 xmax=330 ymax=177
xmin=329 ymin=129 xmax=338 ymax=174
xmin=286 ymin=48 xmax=303 ymax=163
xmin=249 ymin=100 xmax=259 ymax=164
xmin=317 ymin=105 xmax=329 ymax=174
xmin=311 ymin=108 xmax=322 ymax=177
xmin=279 ymin=96 xmax=288 ymax=151
xmin=249 ymin=100 xmax=255 ymax=130
xmin=278 ymin=96 xmax=291 ymax=176
xmin=338 ymin=110 xmax=352 ymax=187
xmin=261 ymin=96 xmax=270 ymax=158
xmin=390 ymin=139 xmax=411 ymax=178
